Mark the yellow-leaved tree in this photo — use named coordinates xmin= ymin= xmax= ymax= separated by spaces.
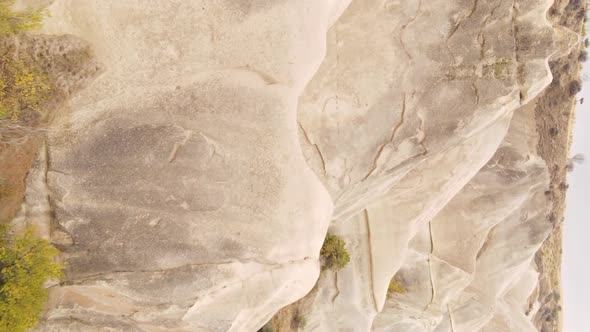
xmin=0 ymin=0 xmax=50 ymax=121
xmin=0 ymin=226 xmax=62 ymax=332
xmin=0 ymin=0 xmax=46 ymax=36
xmin=0 ymin=54 xmax=50 ymax=120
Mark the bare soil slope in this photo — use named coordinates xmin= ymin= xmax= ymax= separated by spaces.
xmin=0 ymin=34 xmax=100 ymax=224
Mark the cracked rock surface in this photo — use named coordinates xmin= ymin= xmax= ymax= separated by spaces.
xmin=295 ymin=0 xmax=574 ymax=331
xmin=13 ymin=0 xmax=577 ymax=331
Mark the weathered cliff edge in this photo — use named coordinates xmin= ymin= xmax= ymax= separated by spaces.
xmin=13 ymin=0 xmax=577 ymax=331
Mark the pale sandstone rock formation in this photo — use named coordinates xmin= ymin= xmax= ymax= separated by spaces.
xmin=26 ymin=1 xmax=348 ymax=331
xmin=12 ymin=0 xmax=576 ymax=331
xmin=296 ymin=0 xmax=573 ymax=330
xmin=372 ymin=108 xmax=551 ymax=332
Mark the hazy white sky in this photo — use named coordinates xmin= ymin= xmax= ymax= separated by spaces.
xmin=562 ymin=28 xmax=590 ymax=331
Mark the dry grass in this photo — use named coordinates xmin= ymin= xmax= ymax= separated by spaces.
xmin=532 ymin=1 xmax=586 ymax=331
xmin=387 ymin=276 xmax=405 ymax=297
xmin=260 ymin=286 xmax=316 ymax=332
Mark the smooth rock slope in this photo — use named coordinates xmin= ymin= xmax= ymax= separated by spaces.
xmin=296 ymin=0 xmax=573 ymax=330
xmin=25 ymin=1 xmax=350 ymax=331
xmin=12 ymin=0 xmax=576 ymax=331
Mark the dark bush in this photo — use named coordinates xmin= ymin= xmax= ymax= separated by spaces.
xmin=291 ymin=310 xmax=306 ymax=330
xmin=568 ymin=0 xmax=582 ymax=9
xmin=580 ymin=50 xmax=588 ymax=62
xmin=568 ymin=80 xmax=582 ymax=96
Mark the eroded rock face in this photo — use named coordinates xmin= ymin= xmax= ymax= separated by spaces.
xmin=294 ymin=0 xmax=571 ymax=331
xmin=373 ymin=107 xmax=551 ymax=332
xmin=15 ymin=0 xmax=575 ymax=331
xmin=298 ymin=0 xmax=572 ymax=220
xmin=27 ymin=1 xmax=349 ymax=331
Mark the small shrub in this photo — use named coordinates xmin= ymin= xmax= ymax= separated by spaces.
xmin=585 ymin=38 xmax=590 ymax=48
xmin=571 ymin=153 xmax=586 ymax=164
xmin=0 ymin=226 xmax=62 ymax=332
xmin=292 ymin=310 xmax=306 ymax=330
xmin=320 ymin=234 xmax=350 ymax=271
xmin=567 ymin=154 xmax=585 ymax=172
xmin=580 ymin=50 xmax=588 ymax=62
xmin=559 ymin=182 xmax=569 ymax=191
xmin=387 ymin=276 xmax=405 ymax=296
xmin=568 ymin=80 xmax=582 ymax=96
xmin=0 ymin=0 xmax=46 ymax=36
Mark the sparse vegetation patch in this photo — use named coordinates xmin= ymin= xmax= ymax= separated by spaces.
xmin=387 ymin=276 xmax=405 ymax=296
